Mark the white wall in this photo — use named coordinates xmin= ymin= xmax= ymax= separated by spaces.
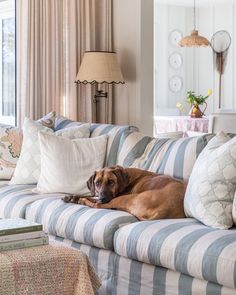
xmin=113 ymin=0 xmax=154 ymax=135
xmin=154 ymin=1 xmax=236 ymax=115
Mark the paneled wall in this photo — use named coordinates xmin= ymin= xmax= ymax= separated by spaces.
xmin=113 ymin=0 xmax=154 ymax=135
xmin=154 ymin=1 xmax=236 ymax=115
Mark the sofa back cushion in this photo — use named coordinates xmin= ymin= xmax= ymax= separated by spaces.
xmin=117 ymin=131 xmax=214 ymax=180
xmin=55 ymin=116 xmax=138 ymax=166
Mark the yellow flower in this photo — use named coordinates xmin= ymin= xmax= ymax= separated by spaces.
xmin=176 ymin=102 xmax=182 ymax=108
xmin=207 ymin=89 xmax=213 ymax=96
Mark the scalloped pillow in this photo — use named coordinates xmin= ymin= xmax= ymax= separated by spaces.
xmin=184 ymin=132 xmax=236 ymax=229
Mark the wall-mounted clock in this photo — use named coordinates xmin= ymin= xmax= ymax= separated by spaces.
xmin=169 ymin=76 xmax=182 ymax=93
xmin=168 ymin=30 xmax=182 ymax=47
xmin=169 ymin=52 xmax=183 ymax=69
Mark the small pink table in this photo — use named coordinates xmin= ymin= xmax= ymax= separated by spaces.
xmin=154 ymin=116 xmax=209 ymax=136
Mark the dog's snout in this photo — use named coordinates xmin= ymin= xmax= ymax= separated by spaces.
xmin=97 ymin=190 xmax=112 ymax=204
xmin=98 ymin=196 xmax=108 ymax=204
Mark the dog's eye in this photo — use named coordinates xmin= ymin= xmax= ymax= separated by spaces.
xmin=95 ymin=181 xmax=101 ymax=187
xmin=108 ymin=180 xmax=114 ymax=186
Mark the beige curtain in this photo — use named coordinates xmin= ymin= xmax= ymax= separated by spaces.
xmin=17 ymin=0 xmax=113 ymax=127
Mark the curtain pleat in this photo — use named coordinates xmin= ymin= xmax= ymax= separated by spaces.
xmin=16 ymin=0 xmax=113 ymax=127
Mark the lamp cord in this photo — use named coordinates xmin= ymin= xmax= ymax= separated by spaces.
xmin=193 ymin=0 xmax=196 ymax=30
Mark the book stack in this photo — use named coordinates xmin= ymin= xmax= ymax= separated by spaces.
xmin=0 ymin=218 xmax=48 ymax=251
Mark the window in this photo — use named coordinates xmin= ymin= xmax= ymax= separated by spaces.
xmin=0 ymin=0 xmax=15 ymax=125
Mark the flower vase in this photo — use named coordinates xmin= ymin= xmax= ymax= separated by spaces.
xmin=190 ymin=103 xmax=207 ymax=118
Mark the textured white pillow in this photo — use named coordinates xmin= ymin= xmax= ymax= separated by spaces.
xmin=36 ymin=132 xmax=107 ymax=195
xmin=10 ymin=118 xmax=54 ymax=184
xmin=55 ymin=124 xmax=90 ymax=139
xmin=184 ymin=132 xmax=236 ymax=229
xmin=10 ymin=119 xmax=90 ymax=185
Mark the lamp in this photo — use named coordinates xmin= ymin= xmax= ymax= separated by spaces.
xmin=75 ymin=51 xmax=125 ymax=121
xmin=179 ymin=0 xmax=210 ymax=47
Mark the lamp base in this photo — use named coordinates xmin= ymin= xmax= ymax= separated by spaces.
xmin=93 ymin=90 xmax=108 ymax=103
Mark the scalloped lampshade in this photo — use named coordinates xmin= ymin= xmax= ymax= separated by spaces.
xmin=75 ymin=51 xmax=125 ymax=84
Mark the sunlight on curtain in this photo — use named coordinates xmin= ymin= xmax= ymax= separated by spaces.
xmin=16 ymin=0 xmax=112 ymax=126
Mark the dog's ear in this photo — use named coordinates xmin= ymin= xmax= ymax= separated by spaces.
xmin=87 ymin=172 xmax=96 ymax=196
xmin=112 ymin=167 xmax=129 ymax=194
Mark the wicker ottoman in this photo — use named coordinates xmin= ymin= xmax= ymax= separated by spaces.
xmin=0 ymin=241 xmax=101 ymax=295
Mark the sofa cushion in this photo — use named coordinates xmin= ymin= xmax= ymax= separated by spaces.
xmin=117 ymin=131 xmax=214 ymax=180
xmin=114 ymin=218 xmax=236 ymax=289
xmin=0 ymin=184 xmax=64 ymax=218
xmin=55 ymin=116 xmax=138 ymax=166
xmin=26 ymin=198 xmax=138 ymax=250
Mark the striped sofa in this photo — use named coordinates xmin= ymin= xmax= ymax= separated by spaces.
xmin=1 ymin=117 xmax=236 ymax=295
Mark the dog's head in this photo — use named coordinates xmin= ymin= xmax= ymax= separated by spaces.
xmin=87 ymin=166 xmax=129 ymax=204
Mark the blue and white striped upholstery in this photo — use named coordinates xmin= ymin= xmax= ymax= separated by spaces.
xmin=55 ymin=116 xmax=138 ymax=166
xmin=54 ymin=116 xmax=83 ymax=130
xmin=26 ymin=198 xmax=137 ymax=250
xmin=117 ymin=131 xmax=214 ymax=180
xmin=90 ymin=124 xmax=138 ymax=166
xmin=114 ymin=218 xmax=236 ymax=289
xmin=50 ymin=236 xmax=236 ymax=295
xmin=0 ymin=183 xmax=64 ymax=219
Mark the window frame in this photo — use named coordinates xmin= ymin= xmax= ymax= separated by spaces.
xmin=0 ymin=0 xmax=16 ymax=126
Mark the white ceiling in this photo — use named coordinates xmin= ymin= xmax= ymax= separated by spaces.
xmin=155 ymin=0 xmax=235 ymax=7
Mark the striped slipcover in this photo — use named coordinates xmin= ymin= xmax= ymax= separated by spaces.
xmin=25 ymin=197 xmax=137 ymax=250
xmin=3 ymin=118 xmax=235 ymax=294
xmin=55 ymin=116 xmax=138 ymax=166
xmin=50 ymin=236 xmax=236 ymax=295
xmin=114 ymin=218 xmax=236 ymax=289
xmin=117 ymin=131 xmax=214 ymax=180
xmin=0 ymin=182 xmax=64 ymax=219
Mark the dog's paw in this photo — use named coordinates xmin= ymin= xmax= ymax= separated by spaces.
xmin=77 ymin=198 xmax=87 ymax=205
xmin=79 ymin=198 xmax=99 ymax=208
xmin=62 ymin=195 xmax=73 ymax=203
xmin=62 ymin=195 xmax=81 ymax=204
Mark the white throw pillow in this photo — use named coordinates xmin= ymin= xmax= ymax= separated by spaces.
xmin=184 ymin=132 xmax=236 ymax=229
xmin=10 ymin=118 xmax=54 ymax=184
xmin=0 ymin=112 xmax=56 ymax=180
xmin=36 ymin=132 xmax=107 ymax=195
xmin=55 ymin=124 xmax=90 ymax=139
xmin=10 ymin=119 xmax=90 ymax=185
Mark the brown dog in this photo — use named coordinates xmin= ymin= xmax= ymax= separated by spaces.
xmin=63 ymin=166 xmax=187 ymax=220
xmin=63 ymin=166 xmax=186 ymax=220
